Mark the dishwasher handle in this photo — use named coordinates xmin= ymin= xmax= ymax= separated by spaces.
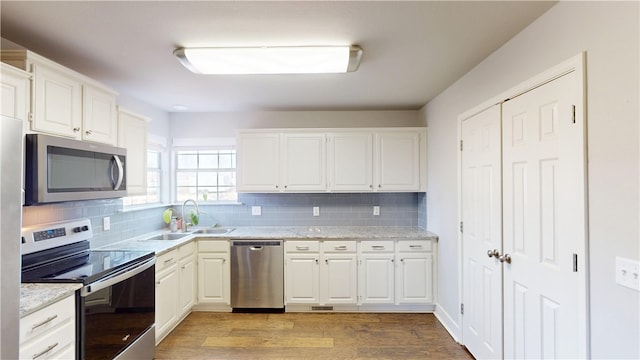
xmin=231 ymin=240 xmax=282 ymax=247
xmin=250 ymin=246 xmax=263 ymax=251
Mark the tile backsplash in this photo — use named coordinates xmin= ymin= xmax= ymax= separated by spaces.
xmin=22 ymin=192 xmax=427 ymax=249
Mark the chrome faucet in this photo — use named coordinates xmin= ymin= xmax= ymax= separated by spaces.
xmin=181 ymin=199 xmax=200 ymax=232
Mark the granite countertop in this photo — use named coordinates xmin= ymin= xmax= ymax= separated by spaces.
xmin=98 ymin=226 xmax=438 ymax=255
xmin=20 ymin=283 xmax=82 ymax=318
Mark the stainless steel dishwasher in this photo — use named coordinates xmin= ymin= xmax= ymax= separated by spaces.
xmin=230 ymin=239 xmax=284 ymax=310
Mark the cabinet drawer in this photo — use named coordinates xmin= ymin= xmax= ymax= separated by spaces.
xmin=20 ymin=317 xmax=74 ymax=360
xmin=156 ymin=248 xmax=179 ymax=272
xmin=198 ymin=240 xmax=229 ymax=253
xmin=320 ymin=240 xmax=357 ymax=253
xmin=360 ymin=240 xmax=394 ymax=252
xmin=179 ymin=241 xmax=196 ymax=258
xmin=285 ymin=240 xmax=319 ymax=253
xmin=20 ymin=295 xmax=74 ymax=344
xmin=397 ymin=240 xmax=432 ymax=252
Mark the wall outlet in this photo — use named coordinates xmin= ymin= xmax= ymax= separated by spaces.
xmin=313 ymin=206 xmax=320 ymax=217
xmin=616 ymin=257 xmax=640 ymax=291
xmin=373 ymin=206 xmax=380 ymax=216
xmin=251 ymin=206 xmax=262 ymax=216
xmin=103 ymin=216 xmax=111 ymax=231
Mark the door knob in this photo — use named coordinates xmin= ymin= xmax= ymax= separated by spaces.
xmin=487 ymin=249 xmax=500 ymax=258
xmin=499 ymin=254 xmax=512 ymax=264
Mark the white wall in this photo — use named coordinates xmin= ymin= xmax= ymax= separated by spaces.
xmin=422 ymin=2 xmax=639 ymax=358
xmin=169 ymin=110 xmax=421 ymax=138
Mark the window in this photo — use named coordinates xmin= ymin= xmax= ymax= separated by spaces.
xmin=123 ymin=150 xmax=161 ymax=206
xmin=175 ymin=149 xmax=237 ymax=202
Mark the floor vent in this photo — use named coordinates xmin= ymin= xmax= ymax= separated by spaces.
xmin=311 ymin=306 xmax=334 ymax=311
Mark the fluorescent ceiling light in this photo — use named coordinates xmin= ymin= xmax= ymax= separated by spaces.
xmin=174 ymin=46 xmax=363 ymax=74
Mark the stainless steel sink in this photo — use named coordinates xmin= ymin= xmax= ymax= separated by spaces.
xmin=193 ymin=227 xmax=236 ymax=235
xmin=144 ymin=233 xmax=190 ymax=241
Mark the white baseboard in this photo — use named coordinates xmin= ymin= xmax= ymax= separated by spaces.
xmin=434 ymin=302 xmax=462 ymax=344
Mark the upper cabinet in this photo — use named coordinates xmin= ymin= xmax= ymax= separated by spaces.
xmin=1 ymin=63 xmax=30 ymax=122
xmin=237 ymin=128 xmax=426 ymax=193
xmin=118 ymin=108 xmax=149 ymax=195
xmin=1 ymin=50 xmax=118 ymax=145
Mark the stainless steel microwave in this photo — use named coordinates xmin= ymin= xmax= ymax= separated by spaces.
xmin=24 ymin=134 xmax=127 ymax=205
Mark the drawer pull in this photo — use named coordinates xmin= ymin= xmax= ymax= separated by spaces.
xmin=334 ymin=246 xmax=348 ymax=250
xmin=372 ymin=245 xmax=386 ymax=250
xmin=164 ymin=258 xmax=174 ymax=264
xmin=33 ymin=342 xmax=58 ymax=359
xmin=31 ymin=314 xmax=58 ymax=330
xmin=409 ymin=245 xmax=423 ymax=249
xmin=296 ymin=246 xmax=309 ymax=251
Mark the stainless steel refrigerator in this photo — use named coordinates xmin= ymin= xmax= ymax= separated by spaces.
xmin=1 ymin=115 xmax=23 ymax=359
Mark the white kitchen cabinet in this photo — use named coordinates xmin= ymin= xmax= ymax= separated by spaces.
xmin=396 ymin=240 xmax=433 ymax=304
xmin=375 ymin=131 xmax=421 ymax=191
xmin=1 ymin=50 xmax=118 ymax=145
xmin=178 ymin=242 xmax=196 ymax=318
xmin=20 ymin=294 xmax=75 ymax=360
xmin=1 ymin=63 xmax=30 ymax=126
xmin=285 ymin=241 xmax=320 ymax=304
xmin=281 ymin=133 xmax=326 ymax=191
xmin=237 ymin=132 xmax=281 ymax=192
xmin=197 ymin=240 xmax=230 ymax=306
xmin=320 ymin=241 xmax=358 ymax=305
xmin=83 ymin=84 xmax=117 ymax=144
xmin=358 ymin=241 xmax=395 ymax=304
xmin=155 ymin=249 xmax=179 ymax=343
xmin=327 ymin=132 xmax=373 ymax=192
xmin=117 ymin=108 xmax=149 ymax=195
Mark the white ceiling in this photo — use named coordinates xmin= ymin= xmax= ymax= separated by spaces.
xmin=0 ymin=1 xmax=555 ymax=113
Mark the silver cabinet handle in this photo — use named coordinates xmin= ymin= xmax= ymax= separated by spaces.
xmin=409 ymin=245 xmax=423 ymax=249
xmin=315 ymin=259 xmax=319 ymax=264
xmin=296 ymin=246 xmax=309 ymax=251
xmin=334 ymin=245 xmax=348 ymax=250
xmin=372 ymin=245 xmax=385 ymax=250
xmin=85 ymin=130 xmax=93 ymax=135
xmin=499 ymin=254 xmax=512 ymax=264
xmin=325 ymin=259 xmax=329 ymax=264
xmin=31 ymin=314 xmax=58 ymax=330
xmin=164 ymin=257 xmax=174 ymax=264
xmin=33 ymin=342 xmax=58 ymax=359
xmin=73 ymin=127 xmax=80 ymax=132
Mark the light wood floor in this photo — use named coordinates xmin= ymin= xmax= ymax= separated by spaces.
xmin=156 ymin=312 xmax=473 ymax=359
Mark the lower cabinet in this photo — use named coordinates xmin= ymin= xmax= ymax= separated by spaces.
xmin=396 ymin=240 xmax=433 ymax=304
xmin=20 ymin=294 xmax=76 ymax=360
xmin=155 ymin=241 xmax=196 ymax=344
xmin=197 ymin=239 xmax=230 ymax=307
xmin=285 ymin=240 xmax=359 ymax=307
xmin=359 ymin=241 xmax=396 ymax=305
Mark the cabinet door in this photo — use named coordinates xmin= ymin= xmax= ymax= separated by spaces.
xmin=118 ymin=109 xmax=149 ymax=195
xmin=31 ymin=61 xmax=82 ymax=139
xmin=327 ymin=132 xmax=373 ymax=191
xmin=197 ymin=253 xmax=230 ymax=304
xmin=155 ymin=265 xmax=179 ymax=341
xmin=359 ymin=254 xmax=395 ymax=304
xmin=321 ymin=254 xmax=358 ymax=305
xmin=179 ymin=255 xmax=196 ymax=316
xmin=397 ymin=253 xmax=433 ymax=304
xmin=281 ymin=133 xmax=326 ymax=191
xmin=285 ymin=254 xmax=320 ymax=304
xmin=83 ymin=84 xmax=117 ymax=144
xmin=0 ymin=63 xmax=29 ymax=123
xmin=237 ymin=133 xmax=280 ymax=192
xmin=375 ymin=131 xmax=420 ymax=191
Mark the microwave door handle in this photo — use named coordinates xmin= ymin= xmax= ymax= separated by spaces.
xmin=112 ymin=155 xmax=124 ymax=190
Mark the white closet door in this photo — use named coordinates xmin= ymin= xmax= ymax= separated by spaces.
xmin=502 ymin=71 xmax=585 ymax=359
xmin=461 ymin=105 xmax=503 ymax=359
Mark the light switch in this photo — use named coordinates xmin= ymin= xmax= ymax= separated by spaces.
xmin=616 ymin=257 xmax=640 ymax=291
xmin=251 ymin=206 xmax=262 ymax=216
xmin=103 ymin=216 xmax=111 ymax=231
xmin=373 ymin=206 xmax=380 ymax=216
xmin=313 ymin=206 xmax=320 ymax=217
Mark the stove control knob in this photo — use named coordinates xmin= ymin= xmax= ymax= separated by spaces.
xmin=82 ymin=225 xmax=89 ymax=231
xmin=73 ymin=225 xmax=90 ymax=233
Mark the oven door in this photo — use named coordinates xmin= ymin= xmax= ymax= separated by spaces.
xmin=79 ymin=258 xmax=155 ymax=360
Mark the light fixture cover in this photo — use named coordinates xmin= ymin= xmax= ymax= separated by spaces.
xmin=174 ymin=46 xmax=363 ymax=74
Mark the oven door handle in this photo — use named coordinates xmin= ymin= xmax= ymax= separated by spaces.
xmin=81 ymin=257 xmax=155 ymax=297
